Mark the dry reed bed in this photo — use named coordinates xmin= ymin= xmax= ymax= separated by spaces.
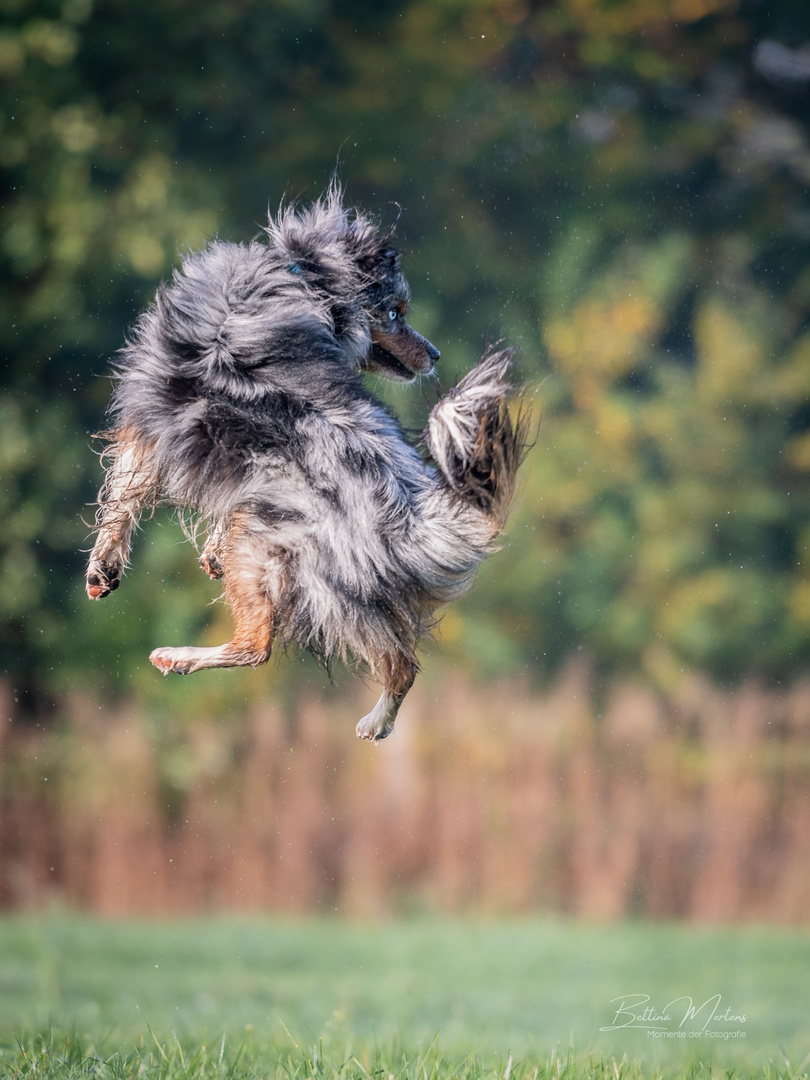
xmin=1 ymin=663 xmax=809 ymax=921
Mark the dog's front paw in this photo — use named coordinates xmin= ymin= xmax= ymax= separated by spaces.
xmin=86 ymin=560 xmax=122 ymax=600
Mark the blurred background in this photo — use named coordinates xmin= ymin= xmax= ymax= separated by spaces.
xmin=2 ymin=0 xmax=810 ymax=922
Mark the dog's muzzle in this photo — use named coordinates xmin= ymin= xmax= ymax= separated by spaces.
xmin=365 ymin=323 xmax=440 ymax=382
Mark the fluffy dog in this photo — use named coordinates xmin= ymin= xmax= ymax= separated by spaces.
xmin=86 ymin=186 xmax=525 ymax=741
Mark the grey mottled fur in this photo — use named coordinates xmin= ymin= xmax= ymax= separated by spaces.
xmin=86 ymin=186 xmax=525 ymax=741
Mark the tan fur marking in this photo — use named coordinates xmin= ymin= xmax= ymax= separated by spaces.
xmin=149 ymin=511 xmax=281 ymax=674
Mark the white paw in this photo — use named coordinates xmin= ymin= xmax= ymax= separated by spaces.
xmin=149 ymin=647 xmax=198 ymax=675
xmin=356 ymin=710 xmax=395 ymax=742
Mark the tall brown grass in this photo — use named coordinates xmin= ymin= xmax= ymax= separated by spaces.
xmin=2 ymin=661 xmax=809 ymax=921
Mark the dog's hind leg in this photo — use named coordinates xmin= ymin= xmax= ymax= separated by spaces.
xmin=356 ymin=653 xmax=417 ymax=743
xmin=199 ymin=519 xmax=226 ymax=580
xmin=86 ymin=431 xmax=158 ymax=599
xmin=149 ymin=513 xmax=278 ymax=675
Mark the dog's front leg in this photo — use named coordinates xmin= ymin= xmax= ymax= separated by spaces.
xmin=86 ymin=432 xmax=158 ymax=599
xmin=356 ymin=654 xmax=417 ymax=742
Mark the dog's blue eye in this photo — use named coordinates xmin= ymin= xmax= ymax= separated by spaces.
xmin=287 ymin=263 xmax=303 ymax=276
xmin=388 ymin=309 xmax=398 ymax=322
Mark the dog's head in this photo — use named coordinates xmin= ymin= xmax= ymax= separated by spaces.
xmin=356 ymin=244 xmax=440 ymax=383
xmin=270 ymin=186 xmax=440 ymax=383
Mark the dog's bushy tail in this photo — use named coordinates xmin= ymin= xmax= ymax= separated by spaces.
xmin=426 ymin=347 xmax=528 ymax=531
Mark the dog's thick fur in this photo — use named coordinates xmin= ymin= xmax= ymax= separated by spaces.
xmin=86 ymin=186 xmax=525 ymax=741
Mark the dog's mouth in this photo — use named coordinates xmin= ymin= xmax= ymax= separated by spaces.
xmin=363 ymin=324 xmax=440 ymax=383
xmin=365 ymin=342 xmax=424 ymax=382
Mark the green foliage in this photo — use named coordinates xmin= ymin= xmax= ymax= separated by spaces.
xmin=2 ymin=0 xmax=810 ymax=696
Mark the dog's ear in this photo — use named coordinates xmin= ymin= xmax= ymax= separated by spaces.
xmin=354 ymin=237 xmax=399 ymax=280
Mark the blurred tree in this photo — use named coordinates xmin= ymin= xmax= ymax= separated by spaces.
xmin=1 ymin=0 xmax=809 ymax=703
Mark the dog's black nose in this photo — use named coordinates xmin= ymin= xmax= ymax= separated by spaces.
xmin=426 ymin=341 xmax=440 ymax=363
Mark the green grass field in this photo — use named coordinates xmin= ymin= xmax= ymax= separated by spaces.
xmin=0 ymin=916 xmax=808 ymax=1079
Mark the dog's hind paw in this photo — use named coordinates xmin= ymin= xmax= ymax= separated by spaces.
xmin=199 ymin=550 xmax=224 ymax=579
xmin=149 ymin=647 xmax=197 ymax=675
xmin=86 ymin=560 xmax=122 ymax=600
xmin=356 ymin=710 xmax=396 ymax=743
xmin=357 ymin=680 xmax=411 ymax=743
